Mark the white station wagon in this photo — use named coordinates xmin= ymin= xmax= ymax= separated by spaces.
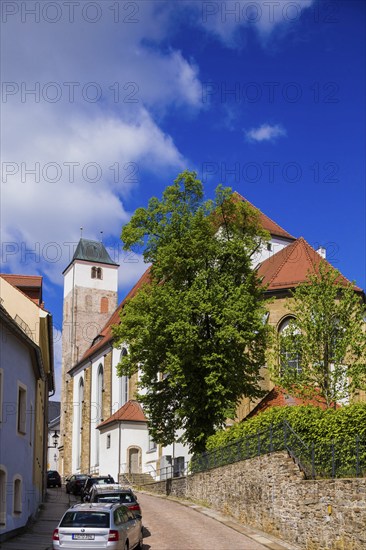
xmin=52 ymin=502 xmax=143 ymax=550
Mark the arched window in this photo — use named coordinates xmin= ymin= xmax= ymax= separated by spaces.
xmin=278 ymin=317 xmax=302 ymax=375
xmin=100 ymin=297 xmax=109 ymax=314
xmin=0 ymin=468 xmax=6 ymax=526
xmin=96 ymin=267 xmax=103 ymax=280
xmin=95 ymin=365 xmax=104 ymax=466
xmin=91 ymin=267 xmax=97 ymax=279
xmin=119 ymin=348 xmax=128 ymax=407
xmin=13 ymin=477 xmax=22 ymax=514
xmin=76 ymin=378 xmax=84 ymax=470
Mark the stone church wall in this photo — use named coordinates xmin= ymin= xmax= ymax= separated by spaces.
xmin=144 ymin=451 xmax=366 ymax=550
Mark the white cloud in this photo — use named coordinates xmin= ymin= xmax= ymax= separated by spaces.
xmin=245 ymin=123 xmax=287 ymax=142
xmin=1 ymin=3 xmax=196 ymax=285
xmin=193 ymin=0 xmax=315 ymax=48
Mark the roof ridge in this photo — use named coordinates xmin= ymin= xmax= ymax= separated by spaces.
xmin=262 ymin=238 xmax=299 ymax=287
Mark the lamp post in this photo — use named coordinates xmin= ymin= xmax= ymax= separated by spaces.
xmin=48 ymin=430 xmax=59 ymax=449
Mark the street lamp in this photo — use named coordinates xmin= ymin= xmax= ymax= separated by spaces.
xmin=48 ymin=430 xmax=59 ymax=448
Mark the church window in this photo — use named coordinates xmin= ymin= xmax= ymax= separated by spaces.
xmin=119 ymin=349 xmax=128 ymax=406
xmin=91 ymin=267 xmax=97 ymax=279
xmin=97 ymin=267 xmax=103 ymax=280
xmin=100 ymin=297 xmax=109 ymax=314
xmin=77 ymin=378 xmax=84 ymax=470
xmin=96 ymin=365 xmax=104 ymax=466
xmin=278 ymin=317 xmax=302 ymax=375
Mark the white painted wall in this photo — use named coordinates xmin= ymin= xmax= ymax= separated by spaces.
xmin=111 ymin=347 xmax=129 ymax=414
xmin=99 ymin=422 xmax=149 ymax=481
xmin=90 ymin=356 xmax=105 ymax=471
xmin=71 ymin=370 xmax=85 ymax=474
xmin=64 ymin=261 xmax=118 ymax=297
xmin=252 ymin=236 xmax=293 ymax=268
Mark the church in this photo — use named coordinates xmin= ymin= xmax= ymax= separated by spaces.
xmin=58 ymin=193 xmax=365 ymax=481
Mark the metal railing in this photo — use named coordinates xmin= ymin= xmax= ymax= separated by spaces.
xmin=190 ymin=421 xmax=366 ymax=480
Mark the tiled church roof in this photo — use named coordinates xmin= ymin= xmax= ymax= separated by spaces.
xmin=232 ymin=192 xmax=296 ymax=241
xmin=257 ymin=236 xmax=362 ymax=292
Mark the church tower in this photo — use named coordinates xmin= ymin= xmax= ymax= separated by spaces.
xmin=59 ymin=238 xmax=119 ymax=476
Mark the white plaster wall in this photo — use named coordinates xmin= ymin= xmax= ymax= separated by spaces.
xmin=111 ymin=347 xmax=129 ymax=414
xmin=252 ymin=237 xmax=292 ymax=268
xmin=90 ymin=356 xmax=105 ymax=470
xmin=71 ymin=370 xmax=85 ymax=474
xmin=99 ymin=422 xmax=149 ymax=481
xmin=64 ymin=261 xmax=118 ymax=297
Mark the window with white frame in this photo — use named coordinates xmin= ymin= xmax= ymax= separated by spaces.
xmin=17 ymin=384 xmax=27 ymax=434
xmin=13 ymin=477 xmax=22 ymax=514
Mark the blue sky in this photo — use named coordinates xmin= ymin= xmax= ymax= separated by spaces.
xmin=1 ymin=1 xmax=365 ymax=397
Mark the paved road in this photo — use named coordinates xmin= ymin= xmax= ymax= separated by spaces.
xmin=0 ymin=487 xmax=292 ymax=550
xmin=139 ymin=493 xmax=272 ymax=550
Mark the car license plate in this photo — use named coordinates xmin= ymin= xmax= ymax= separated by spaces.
xmin=72 ymin=534 xmax=95 ymax=540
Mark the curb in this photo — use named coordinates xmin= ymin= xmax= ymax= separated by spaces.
xmin=137 ymin=488 xmax=301 ymax=550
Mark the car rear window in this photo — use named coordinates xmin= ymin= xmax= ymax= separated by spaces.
xmin=96 ymin=493 xmax=134 ymax=503
xmin=60 ymin=512 xmax=110 ymax=528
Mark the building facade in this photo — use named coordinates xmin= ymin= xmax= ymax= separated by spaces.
xmin=0 ymin=275 xmax=54 ymax=540
xmin=59 ymin=196 xmax=365 ymax=481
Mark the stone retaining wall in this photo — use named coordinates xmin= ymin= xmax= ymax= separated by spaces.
xmin=143 ymin=451 xmax=366 ymax=550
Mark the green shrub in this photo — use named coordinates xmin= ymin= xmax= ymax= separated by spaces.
xmin=205 ymin=403 xmax=366 ymax=477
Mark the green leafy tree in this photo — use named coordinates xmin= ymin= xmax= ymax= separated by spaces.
xmin=270 ymin=263 xmax=366 ymax=408
xmin=112 ymin=170 xmax=271 ymax=453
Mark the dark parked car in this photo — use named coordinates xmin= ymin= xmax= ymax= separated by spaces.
xmin=47 ymin=470 xmax=62 ymax=488
xmin=80 ymin=475 xmax=114 ymax=502
xmin=88 ymin=484 xmax=142 ymax=516
xmin=65 ymin=474 xmax=90 ymax=495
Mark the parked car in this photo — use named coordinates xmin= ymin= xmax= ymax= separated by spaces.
xmin=80 ymin=475 xmax=115 ymax=502
xmin=88 ymin=484 xmax=142 ymax=516
xmin=47 ymin=470 xmax=62 ymax=488
xmin=52 ymin=502 xmax=143 ymax=549
xmin=66 ymin=474 xmax=90 ymax=495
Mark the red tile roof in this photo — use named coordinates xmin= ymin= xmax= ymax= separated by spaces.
xmin=0 ymin=273 xmax=43 ymax=306
xmin=232 ymin=192 xmax=296 ymax=240
xmin=97 ymin=400 xmax=147 ymax=428
xmin=245 ymin=386 xmax=332 ymax=420
xmin=257 ymin=237 xmax=362 ymax=292
xmin=76 ymin=266 xmax=151 ymax=366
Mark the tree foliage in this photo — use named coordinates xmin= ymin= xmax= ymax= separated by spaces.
xmin=269 ymin=263 xmax=366 ymax=408
xmin=112 ymin=170 xmax=271 ymax=453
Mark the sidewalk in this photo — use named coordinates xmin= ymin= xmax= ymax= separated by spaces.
xmin=0 ymin=487 xmax=71 ymax=550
